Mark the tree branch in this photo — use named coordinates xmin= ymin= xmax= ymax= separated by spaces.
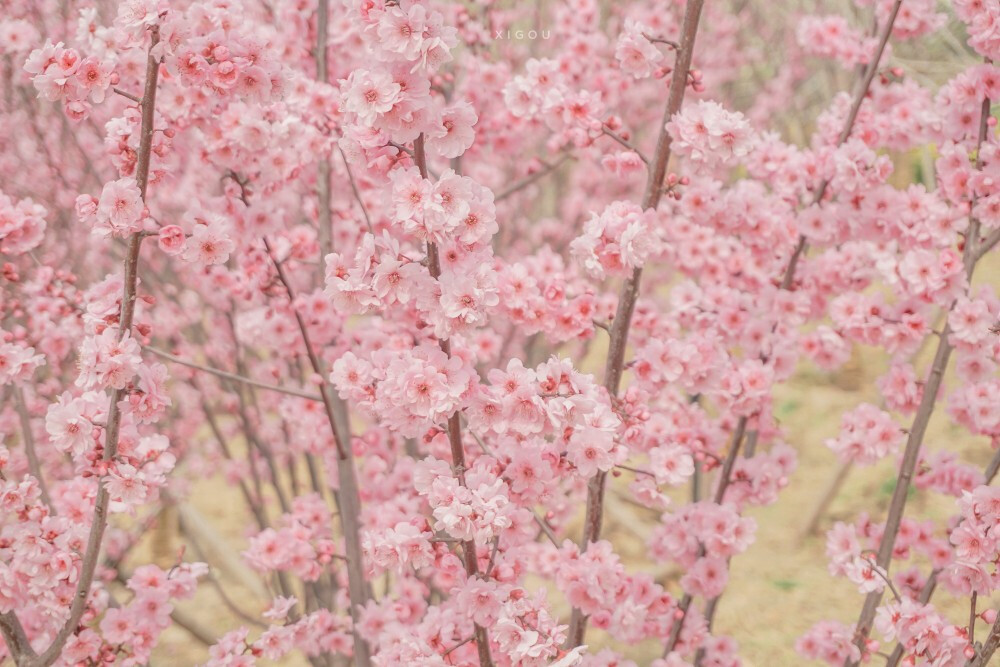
xmin=10 ymin=26 xmax=162 ymax=667
xmin=845 ymin=88 xmax=993 ymax=667
xmin=146 ymin=345 xmax=323 ymax=401
xmin=13 ymin=386 xmax=53 ymax=510
xmin=567 ymin=0 xmax=707 ymax=649
xmin=415 ymin=133 xmax=495 ymax=667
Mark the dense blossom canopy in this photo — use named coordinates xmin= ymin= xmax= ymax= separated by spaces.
xmin=1 ymin=0 xmax=1000 ymax=666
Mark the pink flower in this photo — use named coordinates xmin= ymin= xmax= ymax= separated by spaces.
xmin=45 ymin=392 xmax=94 ymax=457
xmin=0 ymin=341 xmax=44 ymax=385
xmin=157 ymin=225 xmax=186 ymax=255
xmin=796 ymin=621 xmax=861 ymax=665
xmin=182 ymin=223 xmax=235 ymax=266
xmin=100 ymin=606 xmax=137 ymax=645
xmin=666 ymin=100 xmax=757 ymax=166
xmin=342 ymin=69 xmax=401 ymax=124
xmin=0 ymin=192 xmax=47 ymax=255
xmin=571 ymin=201 xmax=658 ymax=279
xmin=262 ymin=596 xmax=297 ymax=621
xmin=949 ymin=296 xmax=995 ymax=347
xmin=95 ymin=178 xmax=145 ymax=238
xmin=681 ymin=556 xmax=729 ymax=598
xmin=236 ymin=65 xmax=273 ymax=103
xmin=456 ymin=578 xmax=503 ymax=626
xmin=75 ymin=329 xmax=143 ymax=390
xmin=843 ymin=556 xmax=888 ymax=594
xmin=105 ymin=462 xmax=148 ymax=505
xmin=427 ymin=100 xmax=477 ymax=158
xmin=74 ymin=57 xmax=113 ymax=103
xmin=825 ymin=403 xmax=902 ymax=465
xmin=615 ymin=20 xmax=663 ymax=79
xmin=649 ymin=444 xmax=695 ymax=486
xmin=115 ymin=0 xmax=161 ymax=34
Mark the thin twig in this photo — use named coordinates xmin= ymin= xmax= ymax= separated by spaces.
xmin=146 ymin=345 xmax=323 ymax=401
xmin=495 ymin=153 xmax=574 ymax=201
xmin=13 ymin=386 xmax=53 ymax=510
xmin=568 ymin=0 xmax=707 ymax=648
xmin=339 ymin=147 xmax=375 ymax=235
xmin=112 ymin=87 xmax=142 ymax=104
xmin=601 ymin=126 xmax=650 ymax=164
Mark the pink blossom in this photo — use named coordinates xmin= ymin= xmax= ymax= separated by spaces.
xmin=157 ymin=225 xmax=186 ymax=255
xmin=75 ymin=329 xmax=143 ymax=390
xmin=616 ymin=20 xmax=663 ymax=79
xmin=427 ymin=100 xmax=477 ymax=158
xmin=0 ymin=340 xmax=44 ymax=385
xmin=342 ymin=69 xmax=402 ymax=124
xmin=182 ymin=223 xmax=235 ymax=266
xmin=666 ymin=100 xmax=757 ymax=166
xmin=95 ymin=178 xmax=145 ymax=238
xmin=825 ymin=403 xmax=902 ymax=465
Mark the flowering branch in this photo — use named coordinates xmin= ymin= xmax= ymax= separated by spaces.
xmin=0 ymin=25 xmax=162 ymax=667
xmin=845 ymin=90 xmax=995 ymax=667
xmin=567 ymin=0 xmax=707 ymax=649
xmin=663 ymin=418 xmax=748 ymax=658
xmin=262 ymin=235 xmax=373 ymax=666
xmin=780 ymin=0 xmax=904 ymax=290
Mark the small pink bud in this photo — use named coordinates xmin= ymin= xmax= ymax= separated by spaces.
xmin=982 ymin=608 xmax=998 ymax=624
xmin=964 ymin=646 xmax=976 ymax=660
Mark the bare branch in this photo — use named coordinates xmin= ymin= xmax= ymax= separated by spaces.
xmin=146 ymin=345 xmax=323 ymax=401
